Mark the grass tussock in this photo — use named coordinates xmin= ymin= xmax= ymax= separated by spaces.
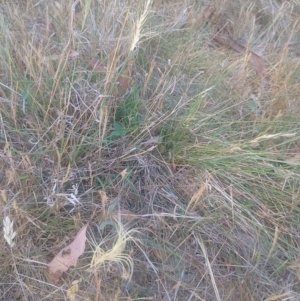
xmin=1 ymin=0 xmax=300 ymax=300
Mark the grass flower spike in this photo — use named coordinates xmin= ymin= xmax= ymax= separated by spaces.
xmin=3 ymin=216 xmax=16 ymax=247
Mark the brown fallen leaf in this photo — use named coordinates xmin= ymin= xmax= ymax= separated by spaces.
xmin=68 ymin=50 xmax=79 ymax=58
xmin=88 ymin=59 xmax=107 ymax=71
xmin=117 ymin=74 xmax=132 ymax=92
xmin=202 ymin=5 xmax=216 ymax=19
xmin=46 ymin=224 xmax=88 ymax=284
xmin=213 ymin=30 xmax=269 ymax=88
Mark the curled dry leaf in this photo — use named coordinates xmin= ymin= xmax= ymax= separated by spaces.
xmin=199 ymin=3 xmax=270 ymax=90
xmin=120 ymin=168 xmax=128 ymax=179
xmin=46 ymin=225 xmax=88 ymax=284
xmin=117 ymin=74 xmax=132 ymax=92
xmin=67 ymin=279 xmax=82 ymax=301
xmin=69 ymin=50 xmax=79 ymax=58
xmin=213 ymin=30 xmax=269 ymax=89
xmin=88 ymin=59 xmax=107 ymax=71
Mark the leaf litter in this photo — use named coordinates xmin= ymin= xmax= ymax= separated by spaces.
xmin=46 ymin=224 xmax=88 ymax=284
xmin=195 ymin=5 xmax=270 ymax=90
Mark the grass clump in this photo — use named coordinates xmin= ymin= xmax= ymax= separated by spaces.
xmin=1 ymin=0 xmax=300 ymax=300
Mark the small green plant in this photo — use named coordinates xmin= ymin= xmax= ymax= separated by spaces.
xmin=109 ymin=122 xmax=127 ymax=139
xmin=114 ymin=85 xmax=143 ymax=133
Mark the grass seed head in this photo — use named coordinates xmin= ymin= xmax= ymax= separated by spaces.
xmin=3 ymin=216 xmax=16 ymax=248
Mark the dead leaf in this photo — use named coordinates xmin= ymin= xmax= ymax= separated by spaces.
xmin=88 ymin=59 xmax=107 ymax=71
xmin=202 ymin=5 xmax=216 ymax=19
xmin=213 ymin=30 xmax=269 ymax=89
xmin=171 ymin=281 xmax=181 ymax=291
xmin=118 ymin=74 xmax=132 ymax=92
xmin=141 ymin=136 xmax=162 ymax=146
xmin=247 ymin=50 xmax=267 ymax=79
xmin=46 ymin=225 xmax=88 ymax=284
xmin=120 ymin=168 xmax=128 ymax=179
xmin=69 ymin=50 xmax=79 ymax=58
xmin=67 ymin=279 xmax=82 ymax=301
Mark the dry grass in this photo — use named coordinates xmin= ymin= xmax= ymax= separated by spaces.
xmin=1 ymin=0 xmax=300 ymax=300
